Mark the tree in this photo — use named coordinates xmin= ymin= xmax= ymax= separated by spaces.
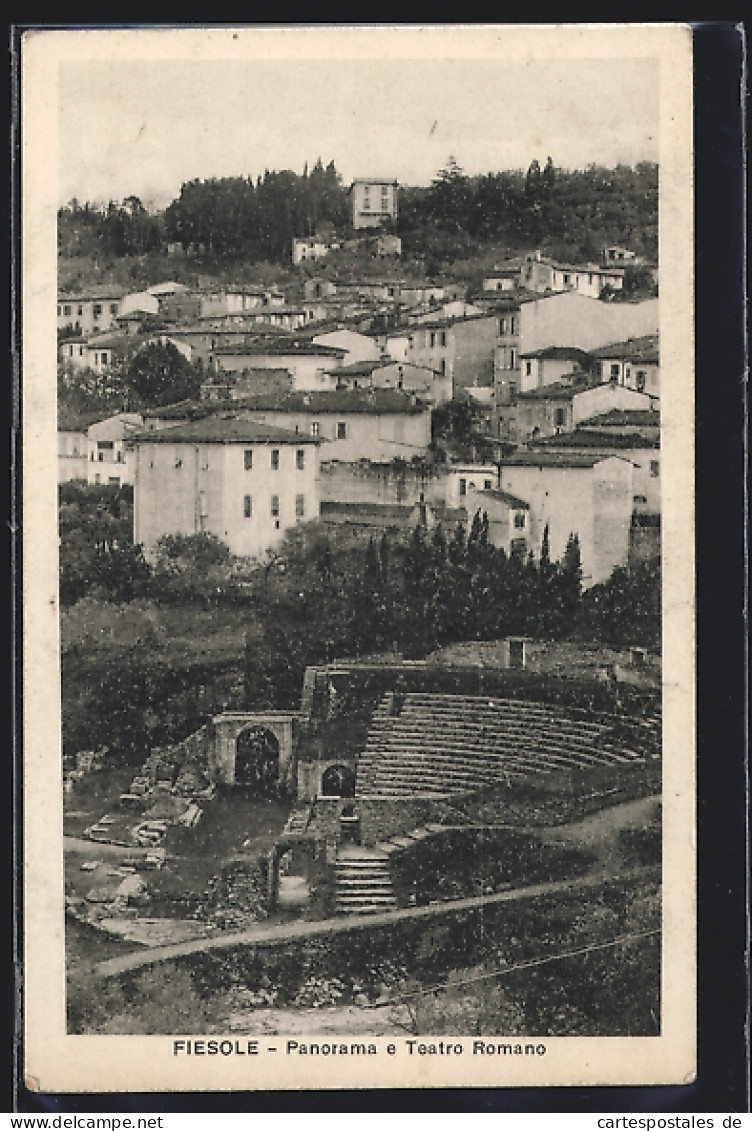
xmin=151 ymin=533 xmax=235 ymax=605
xmin=123 ymin=341 xmax=203 ymax=408
xmin=428 ymin=157 xmax=471 ymax=230
xmin=541 ymin=156 xmax=556 ymax=198
xmin=582 ymin=560 xmax=661 ymax=647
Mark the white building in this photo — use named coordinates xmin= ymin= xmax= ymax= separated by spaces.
xmin=87 ymin=413 xmax=144 ymax=486
xmin=350 ymin=178 xmax=399 ymax=229
xmin=520 ymin=251 xmax=625 ymax=299
xmin=57 ymin=290 xmax=123 ymax=335
xmin=498 ymin=452 xmax=635 ymax=587
xmin=132 ymin=418 xmax=321 ymax=560
xmin=292 ymin=237 xmax=331 ymax=265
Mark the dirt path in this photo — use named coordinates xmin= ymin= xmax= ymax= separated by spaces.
xmin=65 ymin=836 xmax=151 ymax=859
xmin=96 ymin=863 xmax=659 ymax=980
xmin=538 ymin=795 xmax=660 ymax=866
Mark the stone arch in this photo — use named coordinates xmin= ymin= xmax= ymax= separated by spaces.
xmin=235 ymin=725 xmax=280 ymax=793
xmin=321 ymin=763 xmax=356 ymax=798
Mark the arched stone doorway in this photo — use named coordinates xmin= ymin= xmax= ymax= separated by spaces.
xmin=321 ymin=763 xmax=356 ymax=798
xmin=235 ymin=726 xmax=280 ymax=794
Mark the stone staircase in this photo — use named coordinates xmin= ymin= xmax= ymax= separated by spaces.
xmin=282 ymin=803 xmax=313 ymax=837
xmin=333 ymin=822 xmax=452 ymax=915
xmin=333 ymin=849 xmax=397 ymax=915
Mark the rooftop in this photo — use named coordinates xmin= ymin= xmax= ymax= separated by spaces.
xmin=530 ymin=429 xmax=659 ymax=450
xmin=516 ymin=377 xmax=592 ymax=401
xmin=475 ymin=488 xmax=530 ymax=509
xmin=142 ymin=399 xmax=211 ymax=421
xmin=590 ymin=335 xmax=660 ymax=362
xmin=58 ymin=287 xmax=125 ymax=301
xmin=351 ymin=177 xmax=399 ymax=186
xmin=410 ymin=313 xmax=496 ymax=331
xmin=130 ymin=418 xmax=320 ymax=446
xmin=501 ymin=451 xmax=629 ymax=469
xmin=230 ymin=389 xmax=428 ymax=415
xmin=526 ymin=255 xmax=626 ymax=277
xmin=212 ymin=341 xmax=347 ymax=357
xmin=579 ymin=408 xmax=661 ymax=428
xmin=519 ymin=346 xmax=592 ymax=362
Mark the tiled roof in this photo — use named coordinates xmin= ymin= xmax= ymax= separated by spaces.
xmin=516 ymin=377 xmax=592 ymax=401
xmin=212 ymin=341 xmax=346 ymax=357
xmin=130 ymin=418 xmax=319 ymax=445
xmin=590 ymin=335 xmax=660 ymax=362
xmin=519 ymin=346 xmax=592 ymax=362
xmin=330 ymin=360 xmax=382 ymax=377
xmin=579 ymin=408 xmax=661 ymax=428
xmin=476 ymin=488 xmax=530 ymax=509
xmin=58 ymin=287 xmax=125 ymax=301
xmin=230 ymin=389 xmax=428 ymax=415
xmin=501 ymin=451 xmax=629 ymax=469
xmin=141 ymin=400 xmax=213 ymax=420
xmin=531 ymin=429 xmax=659 ymax=450
xmin=527 ymin=256 xmax=625 ymax=276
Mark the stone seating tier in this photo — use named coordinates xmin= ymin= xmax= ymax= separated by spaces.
xmin=355 ymin=693 xmax=655 ymax=798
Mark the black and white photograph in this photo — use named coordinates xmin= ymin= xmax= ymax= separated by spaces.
xmin=21 ymin=24 xmax=695 ymax=1093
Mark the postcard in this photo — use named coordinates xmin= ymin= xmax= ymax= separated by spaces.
xmin=21 ymin=23 xmax=695 ymax=1093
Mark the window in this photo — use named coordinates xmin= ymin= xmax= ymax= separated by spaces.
xmin=116 ymin=450 xmax=124 ymax=463
xmin=97 ymin=440 xmax=114 ymax=451
xmin=295 ymin=494 xmax=305 ymax=518
xmin=296 ymin=449 xmax=305 ymax=470
xmin=77 ymin=305 xmax=83 ymax=316
xmin=439 ymin=358 xmax=447 ymax=376
xmin=554 ymin=408 xmax=566 ymax=427
xmin=244 ymin=450 xmax=253 ymax=470
xmin=429 ymin=332 xmax=436 ymax=348
xmin=270 ymin=495 xmax=280 ymax=517
xmin=439 ymin=331 xmax=447 ymax=347
xmin=514 ymin=512 xmax=526 ymax=529
xmin=63 ymin=305 xmax=71 ymax=316
xmin=525 ymin=361 xmax=533 ymax=377
xmin=271 ymin=449 xmax=280 ymax=470
xmin=109 ymin=303 xmax=118 ymax=314
xmin=243 ymin=495 xmax=253 ymax=518
xmin=484 ymin=479 xmax=493 ymax=490
xmin=93 ymin=304 xmax=102 ymax=317
xmin=510 ymin=317 xmax=517 ymax=335
xmin=310 ymin=421 xmax=320 ymax=437
xmin=499 ymin=317 xmax=507 ymax=334
xmin=636 ymin=370 xmax=647 ymax=392
xmin=459 ymin=478 xmax=467 ymax=497
xmin=336 ymin=421 xmax=347 ymax=440
xmin=509 ymin=348 xmax=517 ymax=369
xmin=108 ymin=477 xmax=120 ymax=485
xmin=610 ymin=363 xmax=620 ymax=378
xmin=650 ymin=460 xmax=660 ymax=478
xmin=563 ymin=274 xmax=571 ymax=285
xmin=94 ymin=473 xmax=101 ymax=484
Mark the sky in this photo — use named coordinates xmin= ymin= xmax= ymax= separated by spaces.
xmin=57 ymin=47 xmax=659 ymax=210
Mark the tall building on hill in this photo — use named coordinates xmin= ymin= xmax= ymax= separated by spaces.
xmin=350 ymin=178 xmax=398 ymax=229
